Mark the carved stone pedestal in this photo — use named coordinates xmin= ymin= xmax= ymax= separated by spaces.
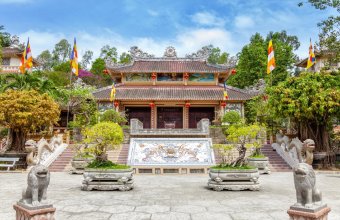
xmin=13 ymin=204 xmax=56 ymax=220
xmin=287 ymin=206 xmax=331 ymax=220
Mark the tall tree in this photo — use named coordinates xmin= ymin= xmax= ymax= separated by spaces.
xmin=81 ymin=50 xmax=93 ymax=70
xmin=100 ymin=45 xmax=118 ymax=63
xmin=208 ymin=47 xmax=229 ymax=64
xmin=0 ymin=25 xmax=11 ymax=47
xmin=90 ymin=58 xmax=106 ymax=75
xmin=267 ymin=71 xmax=340 ymax=166
xmin=228 ymin=33 xmax=266 ymax=88
xmin=52 ymin=39 xmax=71 ymax=63
xmin=37 ymin=50 xmax=53 ymax=71
xmin=228 ymin=31 xmax=300 ymax=88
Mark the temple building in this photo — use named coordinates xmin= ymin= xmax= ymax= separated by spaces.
xmin=93 ymin=46 xmax=253 ymax=129
xmin=296 ymin=50 xmax=340 ymax=72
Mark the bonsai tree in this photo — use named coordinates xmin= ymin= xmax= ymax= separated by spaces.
xmin=0 ymin=90 xmax=60 ymax=152
xmin=100 ymin=109 xmax=127 ymax=125
xmin=222 ymin=110 xmax=242 ymax=125
xmin=83 ymin=121 xmax=124 ymax=165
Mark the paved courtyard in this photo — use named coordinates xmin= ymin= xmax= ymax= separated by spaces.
xmin=0 ymin=172 xmax=339 ymax=220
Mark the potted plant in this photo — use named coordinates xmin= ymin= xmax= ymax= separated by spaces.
xmin=247 ymin=128 xmax=270 ymax=174
xmin=208 ymin=122 xmax=264 ymax=191
xmin=81 ymin=121 xmax=133 ymax=191
xmin=70 ymin=144 xmax=94 ymax=174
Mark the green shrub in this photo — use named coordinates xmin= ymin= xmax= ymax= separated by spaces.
xmin=222 ymin=111 xmax=241 ymax=125
xmin=100 ymin=109 xmax=127 ymax=125
xmin=87 ymin=160 xmax=130 ymax=169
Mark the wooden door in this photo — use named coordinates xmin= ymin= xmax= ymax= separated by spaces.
xmin=125 ymin=107 xmax=151 ymax=129
xmin=189 ymin=107 xmax=214 ymax=128
xmin=157 ymin=107 xmax=183 ymax=128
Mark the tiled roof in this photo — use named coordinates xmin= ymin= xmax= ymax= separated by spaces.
xmin=107 ymin=60 xmax=228 ymax=73
xmin=2 ymin=47 xmax=22 ymax=57
xmin=93 ymin=85 xmax=253 ymax=101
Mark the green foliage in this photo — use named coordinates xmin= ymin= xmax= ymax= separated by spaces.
xmin=53 ymin=61 xmax=71 ymax=72
xmin=207 ymin=46 xmax=229 ymax=64
xmin=222 ymin=111 xmax=241 ymax=125
xmin=0 ymin=25 xmax=11 ymax=47
xmin=37 ymin=50 xmax=53 ymax=71
xmin=228 ymin=31 xmax=300 ymax=88
xmin=100 ymin=109 xmax=127 ymax=125
xmin=119 ymin=52 xmax=132 ymax=64
xmin=83 ymin=122 xmax=124 ymax=161
xmin=87 ymin=160 xmax=130 ymax=169
xmin=52 ymin=39 xmax=71 ymax=63
xmin=226 ymin=123 xmax=264 ymax=144
xmin=0 ymin=127 xmax=8 ymax=138
xmin=90 ymin=58 xmax=106 ymax=75
xmin=100 ymin=45 xmax=118 ymax=63
xmin=81 ymin=50 xmax=94 ymax=70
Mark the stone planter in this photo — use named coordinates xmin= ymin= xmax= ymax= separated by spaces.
xmin=247 ymin=157 xmax=270 ymax=174
xmin=82 ymin=168 xmax=133 ymax=191
xmin=70 ymin=158 xmax=93 ymax=174
xmin=208 ymin=168 xmax=260 ymax=191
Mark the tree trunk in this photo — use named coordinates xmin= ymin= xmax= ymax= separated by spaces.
xmin=6 ymin=129 xmax=27 ymax=152
xmin=232 ymin=144 xmax=247 ymax=167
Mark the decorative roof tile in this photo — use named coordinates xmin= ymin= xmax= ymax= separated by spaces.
xmin=107 ymin=60 xmax=229 ymax=73
xmin=93 ymin=85 xmax=253 ymax=101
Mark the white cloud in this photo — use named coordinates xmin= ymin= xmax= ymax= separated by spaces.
xmin=234 ymin=15 xmax=255 ymax=29
xmin=191 ymin=11 xmax=226 ymax=27
xmin=17 ymin=27 xmax=238 ymax=62
xmin=147 ymin=9 xmax=159 ymax=17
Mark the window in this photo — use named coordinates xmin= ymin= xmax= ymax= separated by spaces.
xmin=2 ymin=58 xmax=10 ymax=66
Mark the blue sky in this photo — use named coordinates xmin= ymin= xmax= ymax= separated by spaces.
xmin=0 ymin=0 xmax=336 ymax=60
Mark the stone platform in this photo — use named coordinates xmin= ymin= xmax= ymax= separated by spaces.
xmin=287 ymin=205 xmax=331 ymax=220
xmin=13 ymin=203 xmax=56 ymax=220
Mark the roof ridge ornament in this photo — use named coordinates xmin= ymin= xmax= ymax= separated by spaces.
xmin=129 ymin=46 xmax=155 ymax=60
xmin=9 ymin=35 xmax=20 ymax=49
xmin=163 ymin=46 xmax=177 ymax=58
xmin=185 ymin=45 xmax=213 ymax=60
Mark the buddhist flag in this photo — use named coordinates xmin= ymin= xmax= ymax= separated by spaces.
xmin=267 ymin=39 xmax=276 ymax=74
xmin=223 ymin=81 xmax=228 ymax=99
xmin=25 ymin=38 xmax=33 ymax=69
xmin=70 ymin=38 xmax=78 ymax=76
xmin=110 ymin=82 xmax=116 ymax=102
xmin=19 ymin=47 xmax=26 ymax=74
xmin=307 ymin=39 xmax=316 ymax=69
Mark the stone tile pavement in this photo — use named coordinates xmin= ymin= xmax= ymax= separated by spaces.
xmin=0 ymin=172 xmax=339 ymax=220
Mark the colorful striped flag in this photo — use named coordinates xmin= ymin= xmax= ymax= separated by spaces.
xmin=223 ymin=81 xmax=228 ymax=99
xmin=70 ymin=38 xmax=78 ymax=76
xmin=19 ymin=38 xmax=33 ymax=74
xmin=307 ymin=39 xmax=316 ymax=69
xmin=110 ymin=82 xmax=116 ymax=102
xmin=267 ymin=39 xmax=276 ymax=74
xmin=25 ymin=38 xmax=33 ymax=69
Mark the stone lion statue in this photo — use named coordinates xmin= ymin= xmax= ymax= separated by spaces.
xmin=293 ymin=163 xmax=322 ymax=208
xmin=289 ymin=138 xmax=315 ymax=165
xmin=20 ymin=164 xmax=50 ymax=207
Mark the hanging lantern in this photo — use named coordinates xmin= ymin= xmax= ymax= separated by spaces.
xmin=149 ymin=102 xmax=155 ymax=108
xmin=114 ymin=101 xmax=119 ymax=108
xmin=185 ymin=102 xmax=191 ymax=108
xmin=151 ymin=72 xmax=157 ymax=80
xmin=103 ymin=69 xmax=109 ymax=74
xmin=220 ymin=102 xmax=227 ymax=107
xmin=184 ymin=73 xmax=189 ymax=80
xmin=231 ymin=69 xmax=237 ymax=75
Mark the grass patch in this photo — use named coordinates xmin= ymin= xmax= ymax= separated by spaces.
xmin=74 ymin=154 xmax=94 ymax=159
xmin=210 ymin=164 xmax=256 ymax=170
xmin=249 ymin=154 xmax=266 ymax=159
xmin=86 ymin=160 xmax=131 ymax=169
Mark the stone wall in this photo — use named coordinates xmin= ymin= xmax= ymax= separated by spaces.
xmin=209 ymin=127 xmax=226 ymax=144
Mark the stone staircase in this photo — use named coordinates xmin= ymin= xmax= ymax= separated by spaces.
xmin=261 ymin=144 xmax=291 ymax=172
xmin=107 ymin=144 xmax=130 ymax=164
xmin=48 ymin=147 xmax=75 ymax=172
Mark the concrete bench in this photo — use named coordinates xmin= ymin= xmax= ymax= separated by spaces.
xmin=0 ymin=157 xmax=20 ymax=171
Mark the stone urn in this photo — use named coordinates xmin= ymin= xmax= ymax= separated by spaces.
xmin=247 ymin=157 xmax=270 ymax=174
xmin=208 ymin=168 xmax=260 ymax=191
xmin=70 ymin=157 xmax=93 ymax=174
xmin=82 ymin=168 xmax=134 ymax=191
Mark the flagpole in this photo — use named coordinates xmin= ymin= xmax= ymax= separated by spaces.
xmin=66 ymin=70 xmax=73 ymax=129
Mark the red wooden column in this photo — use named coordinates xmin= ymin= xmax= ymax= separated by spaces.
xmin=183 ymin=102 xmax=190 ymax=128
xmin=150 ymin=102 xmax=156 ymax=129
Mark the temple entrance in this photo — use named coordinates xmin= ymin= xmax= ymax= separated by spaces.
xmin=157 ymin=107 xmax=183 ymax=129
xmin=125 ymin=107 xmax=151 ymax=129
xmin=189 ymin=107 xmax=215 ymax=128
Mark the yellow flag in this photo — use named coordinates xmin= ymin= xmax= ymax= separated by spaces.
xmin=267 ymin=39 xmax=276 ymax=74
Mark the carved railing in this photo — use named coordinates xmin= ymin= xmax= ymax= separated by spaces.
xmin=130 ymin=118 xmax=210 ymax=136
xmin=271 ymin=142 xmax=299 ymax=168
